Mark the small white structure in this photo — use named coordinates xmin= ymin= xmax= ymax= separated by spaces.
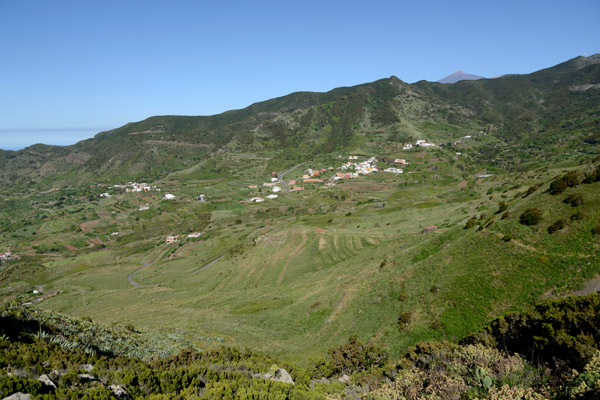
xmin=187 ymin=232 xmax=202 ymax=238
xmin=139 ymin=206 xmax=149 ymax=211
xmin=166 ymin=235 xmax=178 ymax=244
xmin=272 ymin=186 xmax=282 ymax=192
xmin=266 ymin=194 xmax=278 ymax=199
xmin=164 ymin=193 xmax=176 ymax=200
xmin=100 ymin=192 xmax=111 ymax=198
xmin=384 ymin=167 xmax=403 ymax=174
xmin=402 ymin=144 xmax=413 ymax=150
xmin=271 ymin=177 xmax=278 ymax=182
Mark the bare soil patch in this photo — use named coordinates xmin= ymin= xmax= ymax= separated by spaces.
xmin=80 ymin=219 xmax=99 ymax=232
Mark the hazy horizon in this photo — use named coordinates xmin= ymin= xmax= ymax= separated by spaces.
xmin=0 ymin=128 xmax=108 ymax=151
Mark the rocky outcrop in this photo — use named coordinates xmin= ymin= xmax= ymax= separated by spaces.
xmin=264 ymin=368 xmax=294 ymax=385
xmin=109 ymin=385 xmax=132 ymax=400
xmin=37 ymin=374 xmax=57 ymax=390
xmin=2 ymin=393 xmax=32 ymax=400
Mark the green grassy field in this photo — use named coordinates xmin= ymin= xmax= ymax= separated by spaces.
xmin=2 ymin=144 xmax=598 ymax=365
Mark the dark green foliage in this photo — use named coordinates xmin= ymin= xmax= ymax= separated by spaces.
xmin=465 ymin=293 xmax=600 ymax=370
xmin=583 ymin=131 xmax=600 ymax=144
xmin=496 ymin=201 xmax=508 ymax=214
xmin=501 ymin=211 xmax=510 ymax=220
xmin=549 ymin=178 xmax=569 ymax=195
xmin=464 ymin=216 xmax=478 ymax=229
xmin=563 ymin=193 xmax=584 ymax=207
xmin=523 ymin=185 xmax=539 ymax=197
xmin=592 ymin=225 xmax=600 ymax=235
xmin=397 ymin=312 xmax=412 ymax=331
xmin=502 ymin=234 xmax=513 ymax=242
xmin=583 ymin=165 xmax=600 ymax=183
xmin=519 ymin=207 xmax=543 ymax=226
xmin=570 ymin=211 xmax=584 ymax=221
xmin=326 ymin=335 xmax=388 ymax=375
xmin=549 ymin=170 xmax=583 ymax=195
xmin=548 ymin=218 xmax=567 ymax=234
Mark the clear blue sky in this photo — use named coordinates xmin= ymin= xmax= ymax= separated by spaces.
xmin=1 ymin=0 xmax=598 ymax=150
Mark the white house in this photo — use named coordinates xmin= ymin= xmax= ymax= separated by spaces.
xmin=164 ymin=193 xmax=176 ymax=200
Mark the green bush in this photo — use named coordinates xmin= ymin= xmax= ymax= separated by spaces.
xmin=548 ymin=218 xmax=567 ymax=234
xmin=570 ymin=211 xmax=584 ymax=221
xmin=464 ymin=216 xmax=478 ymax=229
xmin=465 ymin=293 xmax=600 ymax=370
xmin=326 ymin=335 xmax=388 ymax=375
xmin=549 ymin=171 xmax=583 ymax=195
xmin=563 ymin=193 xmax=584 ymax=207
xmin=496 ymin=201 xmax=508 ymax=214
xmin=523 ymin=185 xmax=539 ymax=197
xmin=519 ymin=208 xmax=543 ymax=226
xmin=397 ymin=312 xmax=412 ymax=331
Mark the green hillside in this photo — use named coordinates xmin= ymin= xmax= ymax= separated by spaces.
xmin=1 ymin=54 xmax=599 ymax=386
xmin=1 ymin=55 xmax=598 ymax=188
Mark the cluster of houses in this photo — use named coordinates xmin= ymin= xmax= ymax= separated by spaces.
xmin=402 ymin=139 xmax=438 ymax=150
xmin=0 ymin=251 xmax=16 ymax=261
xmin=334 ymin=156 xmax=404 ymax=179
xmin=246 ymin=153 xmax=416 ymax=200
xmin=166 ymin=232 xmax=203 ymax=244
xmin=99 ymin=182 xmax=163 ymax=198
xmin=111 ymin=182 xmax=161 ymax=193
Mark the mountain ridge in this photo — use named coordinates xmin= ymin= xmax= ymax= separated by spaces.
xmin=0 ymin=54 xmax=599 ymax=188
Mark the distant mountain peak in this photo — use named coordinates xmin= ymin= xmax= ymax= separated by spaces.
xmin=437 ymin=70 xmax=484 ymax=84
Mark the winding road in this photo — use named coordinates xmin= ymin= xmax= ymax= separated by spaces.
xmin=127 ymin=263 xmax=160 ymax=288
xmin=187 ymin=254 xmax=226 ymax=276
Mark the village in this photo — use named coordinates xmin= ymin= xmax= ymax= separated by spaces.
xmin=245 ymin=139 xmax=440 ymax=203
xmin=97 ymin=139 xmax=446 ymax=247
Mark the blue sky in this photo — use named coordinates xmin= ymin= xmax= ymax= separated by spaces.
xmin=1 ymin=0 xmax=599 ymax=150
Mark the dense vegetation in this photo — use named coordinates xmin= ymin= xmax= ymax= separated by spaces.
xmin=2 ymin=294 xmax=600 ymax=399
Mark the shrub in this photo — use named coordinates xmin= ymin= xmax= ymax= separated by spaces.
xmin=548 ymin=178 xmax=568 ymax=195
xmin=523 ymin=185 xmax=539 ymax=197
xmin=465 ymin=293 xmax=600 ymax=370
xmin=327 ymin=335 xmax=388 ymax=375
xmin=397 ymin=312 xmax=412 ymax=331
xmin=465 ymin=217 xmax=478 ymax=229
xmin=592 ymin=226 xmax=600 ymax=235
xmin=570 ymin=211 xmax=584 ymax=221
xmin=563 ymin=193 xmax=584 ymax=207
xmin=549 ymin=171 xmax=583 ymax=195
xmin=502 ymin=234 xmax=513 ymax=242
xmin=496 ymin=201 xmax=508 ymax=214
xmin=519 ymin=208 xmax=543 ymax=226
xmin=583 ymin=165 xmax=600 ymax=183
xmin=547 ymin=218 xmax=567 ymax=234
xmin=501 ymin=211 xmax=510 ymax=220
